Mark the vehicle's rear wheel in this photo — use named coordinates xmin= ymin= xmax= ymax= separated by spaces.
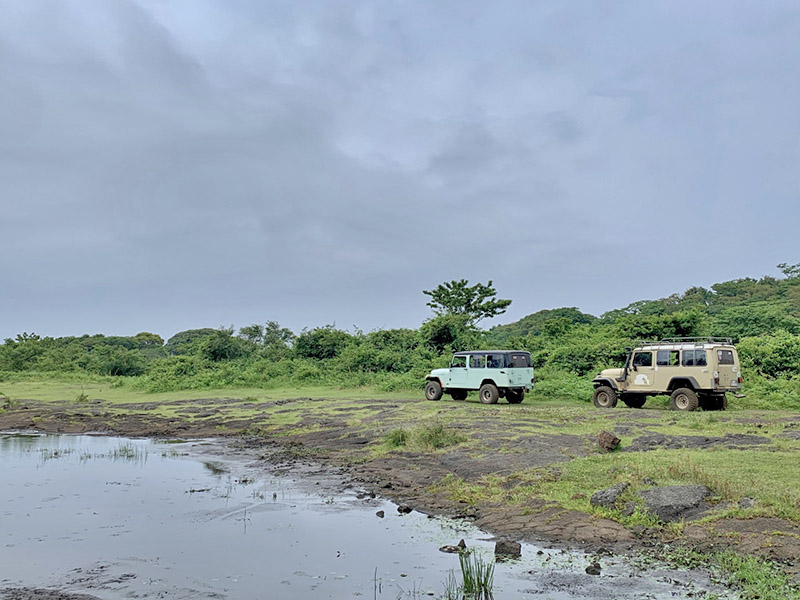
xmin=506 ymin=389 xmax=525 ymax=404
xmin=478 ymin=383 xmax=499 ymax=404
xmin=669 ymin=387 xmax=699 ymax=411
xmin=450 ymin=390 xmax=468 ymax=401
xmin=621 ymin=393 xmax=646 ymax=409
xmin=425 ymin=381 xmax=443 ymax=401
xmin=700 ymin=393 xmax=728 ymax=411
xmin=592 ymin=386 xmax=618 ymax=408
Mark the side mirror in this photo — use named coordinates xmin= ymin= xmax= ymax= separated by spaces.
xmin=633 ymin=364 xmax=638 ymax=371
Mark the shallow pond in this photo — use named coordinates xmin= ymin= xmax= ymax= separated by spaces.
xmin=0 ymin=434 xmax=730 ymax=599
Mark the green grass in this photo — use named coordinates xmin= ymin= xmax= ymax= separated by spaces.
xmin=644 ymin=546 xmax=800 ymax=600
xmin=383 ymin=423 xmax=467 ymax=452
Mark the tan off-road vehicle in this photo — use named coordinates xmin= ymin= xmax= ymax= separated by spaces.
xmin=592 ymin=337 xmax=743 ymax=411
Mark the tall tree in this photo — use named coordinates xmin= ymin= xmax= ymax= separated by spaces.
xmin=423 ymin=279 xmax=512 ymax=326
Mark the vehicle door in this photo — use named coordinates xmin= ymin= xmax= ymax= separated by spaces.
xmin=653 ymin=349 xmax=680 ymax=392
xmin=449 ymin=355 xmax=468 ymax=386
xmin=506 ymin=352 xmax=532 ymax=387
xmin=628 ymin=351 xmax=656 ymax=391
xmin=715 ymin=347 xmax=739 ymax=389
xmin=466 ymin=354 xmax=486 ymax=389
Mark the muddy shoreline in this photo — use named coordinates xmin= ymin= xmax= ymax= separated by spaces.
xmin=2 ymin=395 xmax=799 ymax=578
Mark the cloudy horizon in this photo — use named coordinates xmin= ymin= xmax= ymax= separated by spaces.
xmin=2 ymin=1 xmax=798 ymax=342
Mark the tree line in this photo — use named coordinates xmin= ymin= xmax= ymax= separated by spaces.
xmin=1 ymin=267 xmax=799 ymax=404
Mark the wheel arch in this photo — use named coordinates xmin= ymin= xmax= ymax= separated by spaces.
xmin=667 ymin=377 xmax=700 ymax=391
xmin=593 ymin=377 xmax=618 ymax=390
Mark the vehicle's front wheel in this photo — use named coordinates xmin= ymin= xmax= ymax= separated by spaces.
xmin=425 ymin=381 xmax=443 ymax=401
xmin=450 ymin=390 xmax=468 ymax=401
xmin=478 ymin=383 xmax=499 ymax=404
xmin=669 ymin=388 xmax=699 ymax=411
xmin=592 ymin=386 xmax=618 ymax=408
xmin=621 ymin=393 xmax=646 ymax=409
xmin=506 ymin=389 xmax=525 ymax=404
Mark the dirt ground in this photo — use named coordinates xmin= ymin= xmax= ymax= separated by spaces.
xmin=2 ymin=394 xmax=800 ymax=579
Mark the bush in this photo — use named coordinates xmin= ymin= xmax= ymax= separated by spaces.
xmin=294 ymin=326 xmax=353 ymax=360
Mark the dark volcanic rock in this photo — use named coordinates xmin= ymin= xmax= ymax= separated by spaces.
xmin=623 ymin=433 xmax=770 ymax=452
xmin=585 ymin=561 xmax=601 ymax=575
xmin=397 ymin=504 xmax=412 ymax=514
xmin=494 ymin=539 xmax=522 ymax=560
xmin=590 ymin=482 xmax=629 ymax=509
xmin=597 ymin=431 xmax=620 ymax=452
xmin=639 ymin=485 xmax=712 ymax=522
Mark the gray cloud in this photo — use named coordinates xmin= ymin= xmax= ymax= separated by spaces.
xmin=1 ymin=0 xmax=799 ymax=339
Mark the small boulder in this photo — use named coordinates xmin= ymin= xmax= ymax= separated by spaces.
xmin=739 ymin=497 xmax=756 ymax=509
xmin=598 ymin=431 xmax=621 ymax=452
xmin=585 ymin=561 xmax=601 ymax=575
xmin=397 ymin=504 xmax=412 ymax=514
xmin=621 ymin=501 xmax=637 ymax=517
xmin=590 ymin=482 xmax=629 ymax=509
xmin=439 ymin=539 xmax=467 ymax=554
xmin=494 ymin=540 xmax=521 ymax=560
xmin=375 ymin=510 xmax=384 ymax=518
xmin=639 ymin=485 xmax=712 ymax=522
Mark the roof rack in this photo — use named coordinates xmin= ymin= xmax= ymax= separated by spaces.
xmin=635 ymin=336 xmax=733 ymax=347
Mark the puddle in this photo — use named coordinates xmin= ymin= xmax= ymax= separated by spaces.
xmin=0 ymin=434 xmax=732 ymax=599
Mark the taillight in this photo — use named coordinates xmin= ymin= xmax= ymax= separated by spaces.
xmin=738 ymin=376 xmax=743 ymax=384
xmin=714 ymin=371 xmax=719 ymax=385
xmin=531 ymin=377 xmax=535 ymax=384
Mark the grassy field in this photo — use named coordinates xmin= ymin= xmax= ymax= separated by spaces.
xmin=2 ymin=374 xmax=800 ymax=598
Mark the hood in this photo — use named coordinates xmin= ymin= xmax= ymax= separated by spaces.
xmin=429 ymin=367 xmax=450 ymax=378
xmin=598 ymin=367 xmax=623 ymax=379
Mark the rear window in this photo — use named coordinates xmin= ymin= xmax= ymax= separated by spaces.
xmin=717 ymin=349 xmax=735 ymax=365
xmin=507 ymin=353 xmax=531 ymax=368
xmin=682 ymin=349 xmax=707 ymax=366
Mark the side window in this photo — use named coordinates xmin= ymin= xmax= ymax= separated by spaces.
xmin=656 ymin=350 xmax=680 ymax=366
xmin=469 ymin=355 xmax=486 ymax=369
xmin=451 ymin=356 xmax=466 ymax=368
xmin=632 ymin=352 xmax=653 ymax=367
xmin=486 ymin=354 xmax=503 ymax=368
xmin=717 ymin=350 xmax=734 ymax=365
xmin=682 ymin=349 xmax=708 ymax=366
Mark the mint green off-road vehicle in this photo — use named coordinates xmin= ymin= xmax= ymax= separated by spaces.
xmin=425 ymin=350 xmax=534 ymax=404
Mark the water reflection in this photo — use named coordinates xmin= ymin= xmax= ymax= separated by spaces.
xmin=0 ymin=433 xmax=731 ymax=599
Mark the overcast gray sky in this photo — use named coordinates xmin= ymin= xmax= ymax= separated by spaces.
xmin=2 ymin=0 xmax=799 ymax=341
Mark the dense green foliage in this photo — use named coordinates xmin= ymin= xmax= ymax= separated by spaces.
xmin=2 ymin=269 xmax=799 ymax=408
xmin=423 ymin=279 xmax=511 ymax=325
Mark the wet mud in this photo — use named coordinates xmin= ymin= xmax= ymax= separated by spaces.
xmin=2 ymin=396 xmax=799 ymax=581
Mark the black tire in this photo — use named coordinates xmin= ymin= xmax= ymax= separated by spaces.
xmin=592 ymin=386 xmax=618 ymax=409
xmin=450 ymin=390 xmax=468 ymax=401
xmin=478 ymin=383 xmax=499 ymax=404
xmin=700 ymin=394 xmax=728 ymax=411
xmin=669 ymin=387 xmax=699 ymax=411
xmin=621 ymin=393 xmax=646 ymax=409
xmin=506 ymin=389 xmax=525 ymax=404
xmin=425 ymin=381 xmax=443 ymax=401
